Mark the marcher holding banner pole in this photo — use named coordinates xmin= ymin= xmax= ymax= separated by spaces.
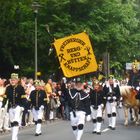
xmin=53 ymin=32 xmax=98 ymax=140
xmin=67 ymin=77 xmax=91 ymax=140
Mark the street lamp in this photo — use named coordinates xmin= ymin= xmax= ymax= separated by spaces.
xmin=31 ymin=1 xmax=41 ymax=80
xmin=103 ymin=51 xmax=110 ymax=79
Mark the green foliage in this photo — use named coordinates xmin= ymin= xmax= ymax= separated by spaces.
xmin=0 ymin=0 xmax=140 ymax=78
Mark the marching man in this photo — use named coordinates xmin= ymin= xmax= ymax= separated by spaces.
xmin=2 ymin=73 xmax=27 ymax=140
xmin=67 ymin=77 xmax=91 ymax=140
xmin=28 ymin=80 xmax=47 ymax=136
xmin=103 ymin=75 xmax=120 ymax=130
xmin=89 ymin=80 xmax=106 ymax=134
xmin=0 ymin=78 xmax=6 ymax=132
xmin=0 ymin=78 xmax=11 ymax=132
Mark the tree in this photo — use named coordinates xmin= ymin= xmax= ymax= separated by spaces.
xmin=0 ymin=0 xmax=140 ymax=79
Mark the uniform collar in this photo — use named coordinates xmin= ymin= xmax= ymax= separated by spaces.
xmin=69 ymin=88 xmax=89 ymax=100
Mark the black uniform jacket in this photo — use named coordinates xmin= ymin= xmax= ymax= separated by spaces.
xmin=90 ymin=89 xmax=105 ymax=107
xmin=103 ymin=84 xmax=120 ymax=100
xmin=67 ymin=88 xmax=91 ymax=115
xmin=29 ymin=89 xmax=47 ymax=110
xmin=2 ymin=85 xmax=27 ymax=109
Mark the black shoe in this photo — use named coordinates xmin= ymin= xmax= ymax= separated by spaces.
xmin=92 ymin=131 xmax=96 ymax=134
xmin=35 ymin=133 xmax=42 ymax=136
xmin=108 ymin=126 xmax=112 ymax=129
xmin=111 ymin=127 xmax=116 ymax=130
xmin=96 ymin=132 xmax=101 ymax=135
xmin=35 ymin=133 xmax=39 ymax=136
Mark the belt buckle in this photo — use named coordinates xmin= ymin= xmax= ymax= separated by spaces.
xmin=93 ymin=106 xmax=98 ymax=110
xmin=35 ymin=107 xmax=39 ymax=110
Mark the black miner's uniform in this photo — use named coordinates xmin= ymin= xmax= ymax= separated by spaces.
xmin=3 ymin=85 xmax=27 ymax=109
xmin=29 ymin=90 xmax=47 ymax=110
xmin=90 ymin=90 xmax=106 ymax=108
xmin=67 ymin=88 xmax=91 ymax=140
xmin=28 ymin=89 xmax=47 ymax=136
xmin=89 ymin=89 xmax=106 ymax=134
xmin=103 ymin=84 xmax=120 ymax=102
xmin=68 ymin=88 xmax=91 ymax=116
xmin=2 ymin=84 xmax=27 ymax=140
xmin=103 ymin=82 xmax=120 ymax=129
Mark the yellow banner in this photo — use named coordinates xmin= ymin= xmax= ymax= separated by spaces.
xmin=53 ymin=32 xmax=97 ymax=78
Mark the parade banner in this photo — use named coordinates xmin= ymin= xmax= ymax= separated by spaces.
xmin=53 ymin=32 xmax=97 ymax=78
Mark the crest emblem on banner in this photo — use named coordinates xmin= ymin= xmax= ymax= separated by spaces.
xmin=53 ymin=32 xmax=97 ymax=78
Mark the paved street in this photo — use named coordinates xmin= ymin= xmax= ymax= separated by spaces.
xmin=1 ymin=108 xmax=140 ymax=140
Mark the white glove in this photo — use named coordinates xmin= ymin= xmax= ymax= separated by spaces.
xmin=136 ymin=87 xmax=140 ymax=91
xmin=1 ymin=107 xmax=4 ymax=111
xmin=113 ymin=96 xmax=117 ymax=100
xmin=86 ymin=115 xmax=91 ymax=122
xmin=101 ymin=104 xmax=104 ymax=108
xmin=28 ymin=109 xmax=31 ymax=113
xmin=120 ymin=97 xmax=123 ymax=101
xmin=58 ymin=91 xmax=62 ymax=95
xmin=107 ymin=97 xmax=111 ymax=100
xmin=40 ymin=105 xmax=44 ymax=110
xmin=20 ymin=107 xmax=24 ymax=112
